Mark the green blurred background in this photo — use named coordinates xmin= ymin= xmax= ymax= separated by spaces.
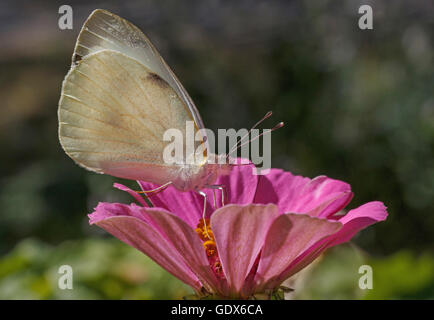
xmin=0 ymin=0 xmax=433 ymax=299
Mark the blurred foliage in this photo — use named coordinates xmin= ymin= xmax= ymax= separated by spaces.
xmin=289 ymin=244 xmax=367 ymax=300
xmin=0 ymin=0 xmax=433 ymax=299
xmin=364 ymin=250 xmax=434 ymax=299
xmin=1 ymin=240 xmax=432 ymax=299
xmin=0 ymin=238 xmax=191 ymax=299
xmin=289 ymin=244 xmax=434 ymax=299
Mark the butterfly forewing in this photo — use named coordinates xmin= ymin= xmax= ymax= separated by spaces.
xmin=59 ymin=49 xmax=198 ymax=182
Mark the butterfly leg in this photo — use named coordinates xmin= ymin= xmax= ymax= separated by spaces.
xmin=198 ymin=191 xmax=212 ymax=239
xmin=218 ymin=185 xmax=227 ymax=207
xmin=211 ymin=189 xmax=217 ymax=208
xmin=206 ymin=184 xmax=227 ymax=207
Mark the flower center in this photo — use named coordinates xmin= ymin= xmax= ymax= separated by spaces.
xmin=195 ymin=218 xmax=224 ymax=279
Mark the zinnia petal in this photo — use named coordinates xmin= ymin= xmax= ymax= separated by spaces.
xmin=211 ymin=204 xmax=280 ymax=295
xmin=254 ymin=169 xmax=352 ymax=217
xmin=113 ymin=183 xmax=148 ymax=207
xmin=213 ymin=162 xmax=259 ymax=205
xmin=138 ymin=208 xmax=221 ymax=293
xmin=89 ymin=204 xmax=202 ymax=291
xmin=264 ymin=201 xmax=388 ymax=287
xmin=327 ymin=201 xmax=388 ymax=246
xmin=137 ymin=181 xmax=205 ymax=227
xmin=254 ymin=213 xmax=342 ymax=291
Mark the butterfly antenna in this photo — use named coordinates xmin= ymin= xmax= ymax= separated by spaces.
xmin=230 ymin=121 xmax=284 ymax=158
xmin=227 ymin=111 xmax=273 ymax=159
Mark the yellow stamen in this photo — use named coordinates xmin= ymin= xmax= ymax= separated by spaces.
xmin=203 ymin=240 xmax=216 ymax=248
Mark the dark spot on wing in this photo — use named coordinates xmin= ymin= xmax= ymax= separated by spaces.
xmin=147 ymin=72 xmax=168 ymax=88
xmin=72 ymin=54 xmax=82 ymax=65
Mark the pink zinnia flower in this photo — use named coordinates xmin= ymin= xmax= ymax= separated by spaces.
xmin=89 ymin=164 xmax=387 ymax=299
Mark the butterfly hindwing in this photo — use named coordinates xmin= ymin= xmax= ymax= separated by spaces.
xmin=73 ymin=9 xmax=205 ymax=130
xmin=58 ymin=9 xmax=209 ymax=184
xmin=59 ymin=50 xmax=192 ymax=181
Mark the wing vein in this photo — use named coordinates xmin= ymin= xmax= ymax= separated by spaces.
xmin=93 ymin=55 xmax=166 ymax=134
xmin=108 ymin=56 xmax=171 ymax=127
xmin=60 ymin=106 xmax=147 ymax=140
xmin=71 ymin=67 xmax=161 ymax=142
xmin=62 ymin=93 xmax=122 ymax=117
xmin=63 ymin=82 xmax=122 ymax=117
xmin=84 ymin=28 xmax=119 ymax=47
xmin=60 ymin=122 xmax=140 ymax=141
xmin=61 ymin=133 xmax=145 ymax=147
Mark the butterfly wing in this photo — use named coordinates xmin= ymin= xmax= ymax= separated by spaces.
xmin=72 ymin=9 xmax=205 ymax=130
xmin=58 ymin=10 xmax=206 ymax=185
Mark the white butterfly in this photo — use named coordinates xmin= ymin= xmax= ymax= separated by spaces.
xmin=58 ymin=9 xmax=232 ymax=194
xmin=58 ymin=9 xmax=281 ymax=209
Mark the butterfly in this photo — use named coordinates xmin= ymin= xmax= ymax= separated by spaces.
xmin=58 ymin=9 xmax=282 ymax=212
